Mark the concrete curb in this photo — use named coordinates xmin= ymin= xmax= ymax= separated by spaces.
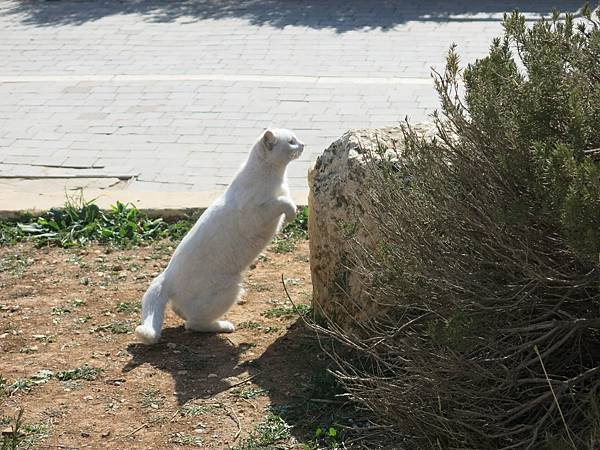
xmin=0 ymin=189 xmax=310 ymax=219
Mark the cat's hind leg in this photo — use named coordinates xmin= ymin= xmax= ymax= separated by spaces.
xmin=135 ymin=274 xmax=169 ymax=345
xmin=183 ymin=284 xmax=242 ymax=334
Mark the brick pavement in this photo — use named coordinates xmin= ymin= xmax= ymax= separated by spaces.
xmin=0 ymin=0 xmax=583 ymax=196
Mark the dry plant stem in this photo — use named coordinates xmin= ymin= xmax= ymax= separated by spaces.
xmin=534 ymin=345 xmax=577 ymax=450
xmin=225 ymin=373 xmax=261 ymax=391
xmin=109 ymin=422 xmax=148 ymax=442
xmin=219 ymin=402 xmax=242 ymax=442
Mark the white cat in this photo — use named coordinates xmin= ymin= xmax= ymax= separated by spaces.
xmin=135 ymin=128 xmax=304 ymax=344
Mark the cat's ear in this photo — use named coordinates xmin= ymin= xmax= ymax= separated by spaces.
xmin=262 ymin=130 xmax=276 ymax=150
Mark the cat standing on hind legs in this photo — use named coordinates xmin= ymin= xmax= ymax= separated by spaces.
xmin=135 ymin=128 xmax=304 ymax=344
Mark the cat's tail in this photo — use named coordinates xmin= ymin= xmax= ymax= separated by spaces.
xmin=135 ymin=274 xmax=169 ymax=345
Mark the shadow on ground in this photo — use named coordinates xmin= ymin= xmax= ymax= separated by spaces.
xmin=124 ymin=325 xmax=246 ymax=405
xmin=1 ymin=0 xmax=583 ymax=32
xmin=123 ymin=320 xmax=363 ymax=445
xmin=246 ymin=320 xmax=367 ymax=446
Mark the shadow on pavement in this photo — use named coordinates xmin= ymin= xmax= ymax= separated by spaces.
xmin=1 ymin=0 xmax=584 ymax=32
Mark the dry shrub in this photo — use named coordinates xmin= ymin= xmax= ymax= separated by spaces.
xmin=315 ymin=7 xmax=600 ymax=449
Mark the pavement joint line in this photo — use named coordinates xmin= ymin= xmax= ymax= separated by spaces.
xmin=0 ymin=73 xmax=434 ymax=85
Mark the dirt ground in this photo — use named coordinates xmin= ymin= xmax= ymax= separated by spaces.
xmin=0 ymin=238 xmax=344 ymax=449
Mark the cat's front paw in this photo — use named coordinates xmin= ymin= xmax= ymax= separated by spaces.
xmin=279 ymin=198 xmax=297 ymax=224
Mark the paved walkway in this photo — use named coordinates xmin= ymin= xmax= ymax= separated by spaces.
xmin=0 ymin=0 xmax=582 ymax=199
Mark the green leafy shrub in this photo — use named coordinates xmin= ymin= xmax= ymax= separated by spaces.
xmin=0 ymin=196 xmax=193 ymax=247
xmin=319 ymin=7 xmax=600 ymax=449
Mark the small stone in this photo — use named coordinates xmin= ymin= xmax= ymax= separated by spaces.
xmin=101 ymin=431 xmax=111 ymax=438
xmin=207 ymin=373 xmax=218 ymax=378
xmin=166 ymin=342 xmax=177 ymax=349
xmin=81 ymin=432 xmax=90 ymax=438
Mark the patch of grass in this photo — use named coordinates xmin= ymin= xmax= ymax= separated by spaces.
xmin=166 ymin=220 xmax=194 ymax=242
xmin=0 ymin=195 xmax=194 ymax=248
xmin=32 ymin=334 xmax=54 ymax=344
xmin=109 ymin=320 xmax=134 ymax=334
xmin=236 ymin=413 xmax=292 ymax=449
xmin=71 ymin=298 xmax=86 ymax=307
xmin=76 ymin=314 xmax=92 ymax=324
xmin=231 ymin=387 xmax=268 ymax=399
xmin=169 ymin=432 xmax=203 ymax=447
xmin=0 ymin=254 xmax=33 ymax=275
xmin=239 ymin=321 xmax=262 ymax=330
xmin=140 ymin=388 xmax=163 ymax=409
xmin=270 ymin=237 xmax=297 ymax=254
xmin=270 ymin=206 xmax=308 ymax=253
xmin=90 ymin=320 xmax=134 ymax=334
xmin=6 ymin=379 xmax=33 ymax=396
xmin=262 ymin=303 xmax=312 ymax=318
xmin=115 ymin=301 xmax=141 ymax=314
xmin=284 ymin=206 xmax=308 ymax=238
xmin=19 ymin=421 xmax=51 ymax=449
xmin=19 ymin=346 xmax=37 ymax=355
xmin=55 ymin=365 xmax=102 ymax=382
xmin=181 ymin=405 xmax=212 ymax=417
xmin=247 ymin=282 xmax=271 ymax=292
xmin=30 ymin=370 xmax=54 ymax=384
xmin=51 ymin=300 xmax=86 ymax=316
xmin=0 ymin=410 xmax=25 ymax=450
xmin=2 ymin=323 xmax=20 ymax=334
xmin=51 ymin=305 xmax=72 ymax=316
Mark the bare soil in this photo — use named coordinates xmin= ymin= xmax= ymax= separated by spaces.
xmin=0 ymin=239 xmax=338 ymax=449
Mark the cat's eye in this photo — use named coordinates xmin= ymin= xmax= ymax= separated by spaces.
xmin=288 ymin=138 xmax=295 ymax=144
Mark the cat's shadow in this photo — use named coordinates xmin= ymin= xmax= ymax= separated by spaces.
xmin=124 ymin=326 xmax=247 ymax=405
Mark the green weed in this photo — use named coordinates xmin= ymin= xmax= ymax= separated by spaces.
xmin=90 ymin=320 xmax=133 ymax=334
xmin=239 ymin=321 xmax=262 ymax=330
xmin=140 ymin=388 xmax=163 ymax=409
xmin=55 ymin=365 xmax=102 ymax=382
xmin=270 ymin=206 xmax=308 ymax=253
xmin=230 ymin=387 xmax=268 ymax=399
xmin=0 ymin=410 xmax=24 ymax=450
xmin=235 ymin=413 xmax=292 ymax=449
xmin=32 ymin=334 xmax=53 ymax=344
xmin=169 ymin=432 xmax=203 ymax=446
xmin=181 ymin=405 xmax=212 ymax=417
xmin=262 ymin=304 xmax=311 ymax=318
xmin=310 ymin=426 xmax=342 ymax=449
xmin=7 ymin=379 xmax=33 ymax=396
xmin=19 ymin=345 xmax=38 ymax=354
xmin=115 ymin=301 xmax=141 ymax=314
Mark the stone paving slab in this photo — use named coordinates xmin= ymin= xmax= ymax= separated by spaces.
xmin=0 ymin=0 xmax=583 ymax=204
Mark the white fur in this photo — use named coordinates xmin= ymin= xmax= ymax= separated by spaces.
xmin=135 ymin=128 xmax=304 ymax=344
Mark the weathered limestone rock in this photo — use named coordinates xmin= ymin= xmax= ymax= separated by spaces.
xmin=308 ymin=124 xmax=436 ymax=330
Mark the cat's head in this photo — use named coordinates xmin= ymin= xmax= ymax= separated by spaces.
xmin=260 ymin=128 xmax=304 ymax=165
